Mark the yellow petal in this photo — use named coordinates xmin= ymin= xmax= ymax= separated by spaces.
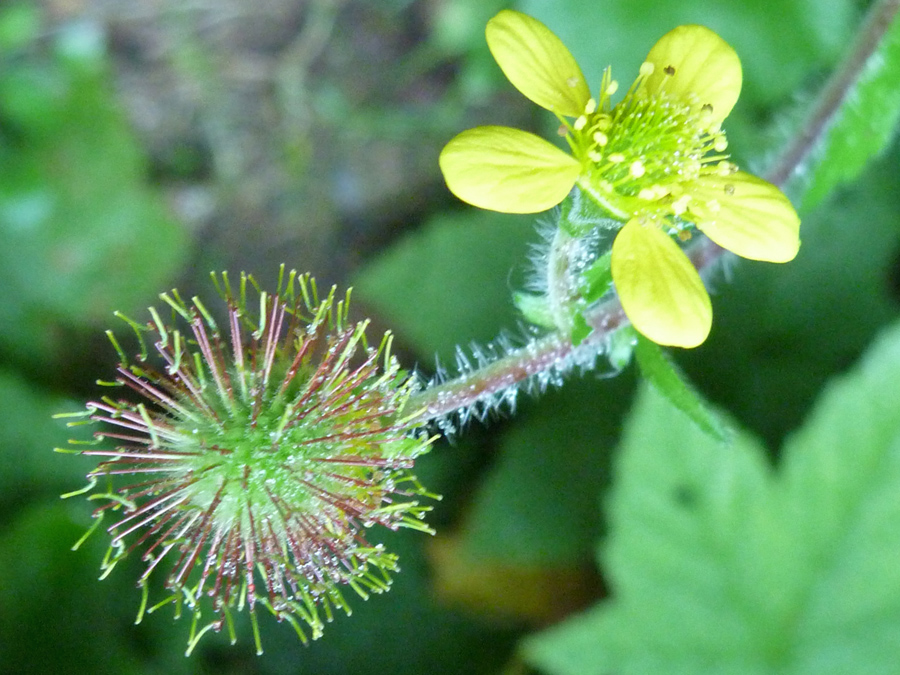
xmin=641 ymin=25 xmax=741 ymax=126
xmin=486 ymin=10 xmax=591 ymax=117
xmin=611 ymin=219 xmax=712 ymax=348
xmin=439 ymin=126 xmax=580 ymax=213
xmin=686 ymin=171 xmax=801 ymax=262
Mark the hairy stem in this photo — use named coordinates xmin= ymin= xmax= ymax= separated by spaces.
xmin=408 ymin=0 xmax=900 ymax=423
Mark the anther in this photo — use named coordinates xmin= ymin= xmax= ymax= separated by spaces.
xmin=574 ymin=116 xmax=588 ymax=131
xmin=606 ymin=80 xmax=619 ymax=96
xmin=714 ymin=137 xmax=728 ymax=152
xmin=724 ymin=184 xmax=735 ymax=196
xmin=593 ymin=131 xmax=608 ymax=146
xmin=629 ymin=160 xmax=646 ymax=178
xmin=608 ymin=153 xmax=625 ymax=163
xmin=664 ymin=65 xmax=675 ymax=76
xmin=585 ymin=98 xmax=597 ymax=114
xmin=639 ymin=62 xmax=654 ymax=77
xmin=701 ymin=103 xmax=714 ymax=114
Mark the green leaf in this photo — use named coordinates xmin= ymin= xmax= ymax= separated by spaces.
xmin=606 ymin=325 xmax=637 ymax=370
xmin=520 ymin=605 xmax=613 ymax=675
xmin=256 ymin=527 xmax=520 ymax=675
xmin=514 ymin=291 xmax=556 ymax=328
xmin=460 ymin=375 xmax=632 ymax=566
xmin=773 ymin=321 xmax=900 ymax=673
xmin=0 ymin=3 xmax=41 ymax=52
xmin=634 ymin=334 xmax=729 ymax=442
xmin=352 ymin=209 xmax=533 ymax=358
xmin=578 ymin=250 xmax=612 ymax=305
xmin=801 ymin=6 xmax=900 ymax=210
xmin=0 ymin=43 xmax=188 ymax=365
xmin=559 ymin=185 xmax=621 ymax=236
xmin=523 ymin=382 xmax=770 ymax=674
xmin=0 ymin=370 xmax=94 ymax=501
xmin=569 ymin=311 xmax=592 ymax=346
xmin=0 ymin=504 xmax=146 ymax=675
xmin=525 ymin=316 xmax=900 ymax=674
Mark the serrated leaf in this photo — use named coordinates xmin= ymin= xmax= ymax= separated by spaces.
xmin=773 ymin=321 xmax=900 ymax=673
xmin=801 ymin=8 xmax=900 ymax=210
xmin=524 ymin=382 xmax=770 ymax=674
xmin=520 ymin=605 xmax=614 ymax=675
xmin=525 ymin=317 xmax=900 ymax=675
xmin=634 ymin=334 xmax=729 ymax=442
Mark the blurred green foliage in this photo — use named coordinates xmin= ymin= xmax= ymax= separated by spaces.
xmin=0 ymin=3 xmax=188 ymax=367
xmin=2 ymin=0 xmax=900 ymax=673
xmin=525 ymin=319 xmax=900 ymax=674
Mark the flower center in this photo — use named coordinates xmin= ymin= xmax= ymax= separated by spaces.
xmin=566 ymin=64 xmax=732 ymax=221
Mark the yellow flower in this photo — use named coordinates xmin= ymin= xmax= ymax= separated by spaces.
xmin=439 ymin=10 xmax=801 ymax=348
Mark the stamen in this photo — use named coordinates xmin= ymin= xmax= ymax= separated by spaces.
xmin=566 ymin=50 xmax=741 ymax=219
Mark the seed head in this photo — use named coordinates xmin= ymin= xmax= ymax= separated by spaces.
xmin=59 ymin=269 xmax=436 ymax=654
